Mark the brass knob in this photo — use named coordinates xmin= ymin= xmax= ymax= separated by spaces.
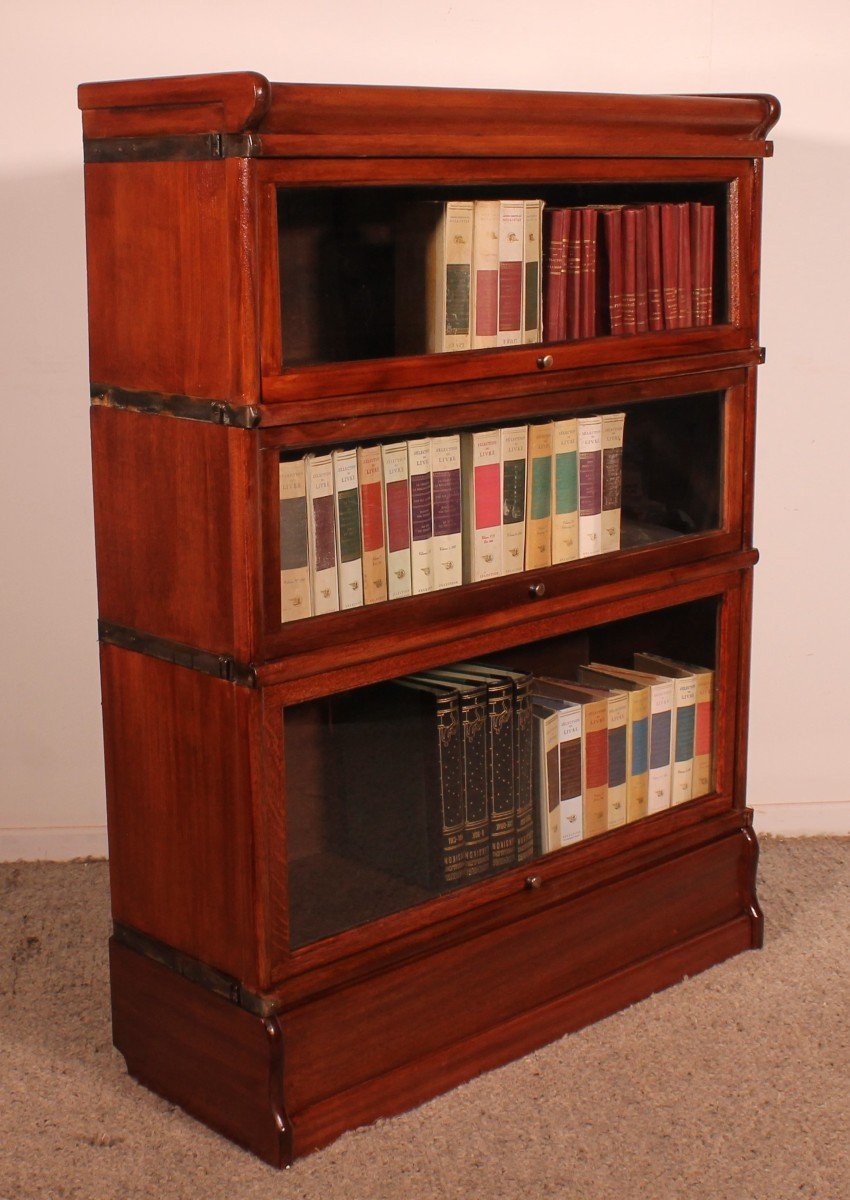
xmin=529 ymin=582 xmax=546 ymax=599
xmin=525 ymin=875 xmax=542 ymax=890
xmin=537 ymin=354 xmax=554 ymax=369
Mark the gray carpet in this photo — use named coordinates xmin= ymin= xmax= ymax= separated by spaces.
xmin=1 ymin=838 xmax=848 ymax=1200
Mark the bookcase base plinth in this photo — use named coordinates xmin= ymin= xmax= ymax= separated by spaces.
xmin=109 ymin=820 xmax=761 ymax=1166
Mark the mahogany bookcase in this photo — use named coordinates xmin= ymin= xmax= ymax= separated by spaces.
xmin=78 ymin=73 xmax=779 ymax=1166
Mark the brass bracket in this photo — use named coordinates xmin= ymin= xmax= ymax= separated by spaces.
xmin=98 ymin=621 xmax=257 ymax=688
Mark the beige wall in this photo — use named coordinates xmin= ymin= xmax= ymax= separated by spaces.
xmin=1 ymin=0 xmax=847 ymax=858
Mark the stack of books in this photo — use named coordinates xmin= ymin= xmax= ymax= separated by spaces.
xmin=330 ymin=652 xmax=713 ymax=891
xmin=279 ymin=413 xmax=626 ymax=622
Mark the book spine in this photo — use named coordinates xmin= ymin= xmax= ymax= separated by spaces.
xmin=487 ymin=686 xmax=517 ymax=869
xmin=677 ymin=202 xmax=693 ymax=328
xmin=332 ymin=447 xmax=364 ymax=610
xmin=689 ymin=202 xmax=702 ymax=331
xmin=408 ymin=437 xmax=434 ymax=595
xmin=557 ymin=704 xmax=583 ymax=847
xmin=430 ymin=434 xmax=463 ymax=590
xmin=566 ymin=210 xmax=582 ymax=340
xmin=434 ymin=694 xmax=467 ymax=886
xmin=279 ymin=456 xmax=313 ymax=623
xmin=497 ymin=200 xmax=524 ymax=347
xmin=501 ymin=425 xmax=528 ymax=575
xmin=634 ymin=206 xmax=649 ymax=333
xmin=381 ymin=442 xmax=412 ymax=600
xmin=357 ymin=444 xmax=388 ymax=605
xmin=306 ymin=452 xmax=340 ymax=615
xmin=442 ymin=200 xmax=474 ymax=351
xmin=626 ymin=688 xmax=650 ymax=822
xmin=672 ymin=675 xmax=697 ymax=803
xmin=602 ymin=208 xmax=624 ymax=336
xmin=524 ymin=422 xmax=554 ymax=570
xmin=601 ymin=411 xmax=625 ymax=554
xmin=645 ymin=203 xmax=664 ymax=331
xmin=579 ymin=207 xmax=599 ymax=338
xmin=691 ymin=670 xmax=714 ymax=797
xmin=461 ymin=429 xmax=502 ymax=582
xmin=523 ymin=199 xmax=543 ymax=344
xmin=583 ymin=699 xmax=609 ymax=837
xmin=534 ymin=711 xmax=561 ymax=855
xmin=647 ymin=679 xmax=674 ymax=813
xmin=605 ymin=691 xmax=628 ymax=829
xmin=697 ymin=204 xmax=715 ymax=326
xmin=577 ymin=415 xmax=603 ymax=557
xmin=660 ymin=203 xmax=680 ymax=329
xmin=471 ymin=200 xmax=500 ymax=349
xmin=621 ymin=208 xmax=637 ymax=335
xmin=513 ymin=676 xmax=535 ymax=865
xmin=551 ymin=418 xmax=579 ymax=564
xmin=460 ymin=689 xmax=491 ymax=880
xmin=542 ymin=207 xmax=568 ymax=342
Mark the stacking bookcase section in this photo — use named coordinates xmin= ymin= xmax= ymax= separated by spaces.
xmin=79 ymin=74 xmax=778 ymax=1167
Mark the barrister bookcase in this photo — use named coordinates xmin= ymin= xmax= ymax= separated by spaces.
xmin=78 ymin=73 xmax=779 ymax=1165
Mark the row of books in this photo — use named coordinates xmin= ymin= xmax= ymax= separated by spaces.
xmin=401 ymin=198 xmax=717 ymax=356
xmin=279 ymin=413 xmax=626 ymax=622
xmin=332 ymin=653 xmax=713 ymax=890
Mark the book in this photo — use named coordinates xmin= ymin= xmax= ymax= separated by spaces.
xmin=542 ymin=207 xmax=569 ymax=342
xmin=600 ymin=411 xmax=626 ymax=554
xmin=381 ymin=442 xmax=412 ymax=601
xmin=305 ymin=452 xmax=340 ymax=615
xmin=551 ymin=417 xmax=579 ymax=564
xmin=524 ymin=422 xmax=554 ymax=570
xmin=523 ymin=199 xmax=544 ymax=343
xmin=566 ymin=210 xmax=582 ymax=340
xmin=357 ymin=444 xmax=388 ymax=606
xmin=554 ymin=698 xmax=583 ymax=847
xmin=579 ymin=666 xmax=650 ymax=823
xmin=642 ymin=657 xmax=713 ymax=797
xmin=430 ymin=434 xmax=463 ymax=590
xmin=622 ymin=207 xmax=637 ymax=335
xmin=461 ymin=429 xmax=502 ymax=582
xmin=645 ymin=203 xmax=664 ymax=331
xmin=676 ymin=202 xmax=693 ymax=328
xmin=278 ymin=456 xmax=312 ymax=623
xmin=471 ymin=200 xmax=500 ymax=349
xmin=633 ymin=653 xmax=698 ymax=804
xmin=660 ymin=203 xmax=680 ymax=328
xmin=396 ymin=200 xmax=474 ymax=354
xmin=577 ymin=415 xmax=603 ymax=557
xmin=634 ymin=207 xmax=649 ymax=333
xmin=407 ymin=437 xmax=434 ymax=596
xmin=532 ymin=703 xmax=561 ymax=854
xmin=497 ymin=200 xmax=525 ymax=347
xmin=439 ymin=200 xmax=474 ymax=351
xmin=579 ymin=207 xmax=599 ymax=338
xmin=695 ymin=204 xmax=715 ymax=326
xmin=334 ymin=679 xmax=465 ymax=889
xmin=501 ymin=425 xmax=528 ymax=575
xmin=602 ymin=208 xmax=624 ymax=336
xmin=571 ymin=675 xmax=627 ymax=828
xmin=332 ymin=447 xmax=364 ymax=610
xmin=533 ymin=679 xmax=609 ymax=838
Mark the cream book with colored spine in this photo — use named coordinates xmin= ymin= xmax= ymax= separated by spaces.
xmin=439 ymin=200 xmax=474 ymax=352
xmin=332 ymin=447 xmax=364 ymax=611
xmin=602 ymin=687 xmax=628 ymax=829
xmin=356 ymin=444 xmax=387 ymax=606
xmin=639 ymin=657 xmax=714 ymax=798
xmin=577 ymin=415 xmax=603 ymax=557
xmin=461 ymin=429 xmax=502 ymax=582
xmin=471 ymin=200 xmax=500 ymax=349
xmin=408 ymin=437 xmax=434 ymax=595
xmin=524 ymin=422 xmax=553 ymax=570
xmin=305 ymin=452 xmax=339 ymax=616
xmin=580 ymin=665 xmax=650 ymax=823
xmin=430 ymin=434 xmax=463 ymax=590
xmin=633 ymin=654 xmax=697 ymax=804
xmin=523 ymin=199 xmax=543 ymax=344
xmin=556 ymin=700 xmax=583 ymax=847
xmin=551 ymin=418 xmax=579 ymax=564
xmin=497 ymin=199 xmax=525 ymax=347
xmin=533 ymin=679 xmax=608 ymax=839
xmin=278 ymin=456 xmax=312 ymax=623
xmin=500 ymin=425 xmax=528 ymax=575
xmin=532 ymin=704 xmax=562 ymax=855
xmin=381 ymin=442 xmax=412 ymax=601
xmin=601 ymin=411 xmax=626 ymax=553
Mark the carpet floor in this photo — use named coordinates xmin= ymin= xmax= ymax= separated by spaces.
xmin=1 ymin=837 xmax=848 ymax=1200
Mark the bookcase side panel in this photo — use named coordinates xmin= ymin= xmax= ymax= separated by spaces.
xmin=100 ymin=643 xmax=262 ymax=985
xmin=91 ymin=406 xmax=261 ymax=659
xmin=83 ymin=158 xmax=260 ymax=404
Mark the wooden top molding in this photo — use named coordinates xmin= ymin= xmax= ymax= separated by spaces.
xmin=79 ymin=72 xmax=780 ymax=158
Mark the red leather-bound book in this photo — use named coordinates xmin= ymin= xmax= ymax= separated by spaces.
xmin=542 ymin=207 xmax=569 ymax=342
xmin=621 ymin=208 xmax=637 ymax=335
xmin=579 ymin=207 xmax=599 ymax=339
xmin=677 ymin=202 xmax=693 ymax=328
xmin=566 ymin=210 xmax=582 ymax=340
xmin=660 ymin=203 xmax=680 ymax=328
xmin=645 ymin=203 xmax=664 ymax=330
xmin=634 ymin=207 xmax=649 ymax=333
xmin=698 ymin=204 xmax=715 ymax=325
xmin=602 ymin=208 xmax=624 ymax=335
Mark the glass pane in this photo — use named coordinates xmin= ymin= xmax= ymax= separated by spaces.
xmin=278 ymin=183 xmax=730 ymax=368
xmin=285 ymin=596 xmax=719 ymax=948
